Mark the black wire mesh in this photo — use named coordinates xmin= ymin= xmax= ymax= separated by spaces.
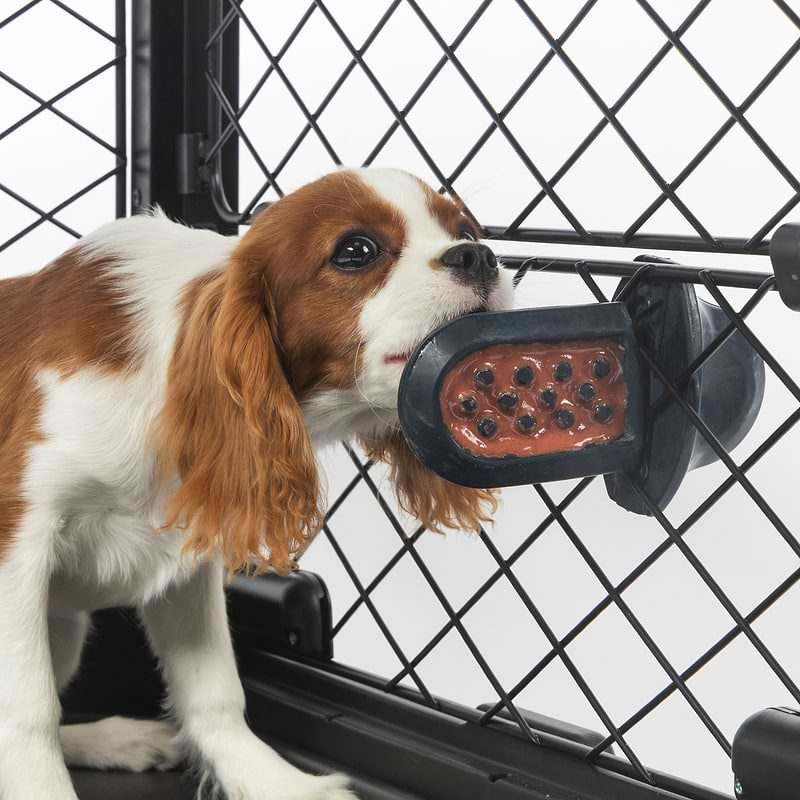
xmin=313 ymin=260 xmax=800 ymax=795
xmin=206 ymin=0 xmax=800 ymax=254
xmin=202 ymin=2 xmax=800 ymax=796
xmin=0 ymin=0 xmax=126 ymax=262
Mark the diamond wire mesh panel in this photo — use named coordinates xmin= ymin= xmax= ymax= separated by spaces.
xmin=0 ymin=0 xmax=126 ymax=277
xmin=202 ymin=1 xmax=800 ymax=796
xmin=205 ymin=0 xmax=800 ymax=254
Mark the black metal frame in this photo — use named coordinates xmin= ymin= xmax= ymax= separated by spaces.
xmin=131 ymin=0 xmax=239 ymax=233
xmin=0 ymin=0 xmax=127 ymax=254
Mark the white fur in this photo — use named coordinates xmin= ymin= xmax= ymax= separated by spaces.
xmin=60 ymin=717 xmax=183 ymax=772
xmin=0 ymin=170 xmax=512 ymax=799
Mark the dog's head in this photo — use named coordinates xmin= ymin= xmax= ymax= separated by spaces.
xmin=158 ymin=169 xmax=513 ymax=573
xmin=239 ymin=168 xmax=514 ymax=434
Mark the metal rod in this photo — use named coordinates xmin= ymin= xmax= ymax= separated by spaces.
xmin=502 ymin=254 xmax=774 ymax=290
xmin=487 ymin=226 xmax=777 ymax=256
xmin=115 ymin=0 xmax=127 ymax=218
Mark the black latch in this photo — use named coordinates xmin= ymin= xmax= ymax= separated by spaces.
xmin=770 ymin=222 xmax=800 ymax=311
xmin=177 ymin=132 xmax=209 ymax=195
xmin=227 ymin=571 xmax=333 ymax=660
xmin=732 ymin=707 xmax=800 ymax=799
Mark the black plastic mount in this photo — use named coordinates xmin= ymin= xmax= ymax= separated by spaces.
xmin=606 ymin=265 xmax=765 ymax=514
xmin=225 ymin=573 xmax=727 ymax=800
xmin=228 ymin=571 xmax=333 ymax=660
xmin=233 ymin=631 xmax=729 ymax=800
xmin=770 ymin=222 xmax=800 ymax=311
xmin=399 ymin=303 xmax=645 ymax=488
xmin=732 ymin=707 xmax=800 ymax=800
xmin=60 ymin=574 xmax=729 ymax=800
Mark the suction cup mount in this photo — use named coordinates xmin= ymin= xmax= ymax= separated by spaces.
xmin=605 ymin=256 xmax=765 ymax=514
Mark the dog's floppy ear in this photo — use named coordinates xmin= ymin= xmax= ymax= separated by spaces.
xmin=156 ymin=254 xmax=322 ymax=575
xmin=362 ymin=431 xmax=497 ymax=533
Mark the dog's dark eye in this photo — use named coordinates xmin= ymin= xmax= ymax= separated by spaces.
xmin=332 ymin=235 xmax=381 ymax=270
xmin=459 ymin=225 xmax=477 ymax=242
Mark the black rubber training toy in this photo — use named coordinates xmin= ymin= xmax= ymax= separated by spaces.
xmin=398 ymin=303 xmax=645 ymax=488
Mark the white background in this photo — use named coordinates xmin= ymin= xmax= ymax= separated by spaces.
xmin=2 ymin=1 xmax=800 ymax=795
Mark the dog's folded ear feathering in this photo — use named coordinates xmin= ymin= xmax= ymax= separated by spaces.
xmin=155 ymin=250 xmax=323 ymax=576
xmin=362 ymin=431 xmax=498 ymax=534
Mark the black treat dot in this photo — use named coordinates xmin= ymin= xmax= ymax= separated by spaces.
xmin=592 ymin=358 xmax=611 ymax=378
xmin=498 ymin=391 xmax=518 ymax=411
xmin=578 ymin=382 xmax=596 ymax=402
xmin=514 ymin=365 xmax=534 ymax=386
xmin=516 ymin=414 xmax=537 ymax=434
xmin=477 ymin=417 xmax=497 ymax=438
xmin=475 ymin=368 xmax=494 ymax=388
xmin=554 ymin=361 xmax=572 ymax=382
xmin=459 ymin=394 xmax=478 ymax=416
xmin=555 ymin=409 xmax=575 ymax=429
xmin=540 ymin=387 xmax=558 ymax=407
xmin=594 ymin=403 xmax=613 ymax=424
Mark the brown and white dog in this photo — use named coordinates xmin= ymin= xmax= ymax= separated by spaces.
xmin=0 ymin=169 xmax=512 ymax=799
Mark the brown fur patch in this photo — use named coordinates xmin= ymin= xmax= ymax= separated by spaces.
xmin=421 ymin=183 xmax=481 ymax=243
xmin=243 ymin=171 xmax=408 ymax=396
xmin=0 ymin=249 xmax=136 ymax=561
xmin=362 ymin=432 xmax=497 ymax=533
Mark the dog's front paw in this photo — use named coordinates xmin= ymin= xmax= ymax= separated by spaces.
xmin=60 ymin=716 xmax=184 ymax=772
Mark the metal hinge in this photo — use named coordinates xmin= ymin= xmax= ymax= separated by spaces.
xmin=177 ymin=133 xmax=209 ymax=195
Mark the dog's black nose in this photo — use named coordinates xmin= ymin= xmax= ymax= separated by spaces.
xmin=441 ymin=242 xmax=498 ymax=285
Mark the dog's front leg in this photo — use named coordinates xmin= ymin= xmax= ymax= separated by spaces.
xmin=142 ymin=561 xmax=355 ymax=800
xmin=0 ymin=521 xmax=78 ymax=800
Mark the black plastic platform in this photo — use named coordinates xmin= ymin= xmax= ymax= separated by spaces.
xmin=60 ymin=599 xmax=730 ymax=800
xmin=71 ymin=769 xmax=197 ymax=800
